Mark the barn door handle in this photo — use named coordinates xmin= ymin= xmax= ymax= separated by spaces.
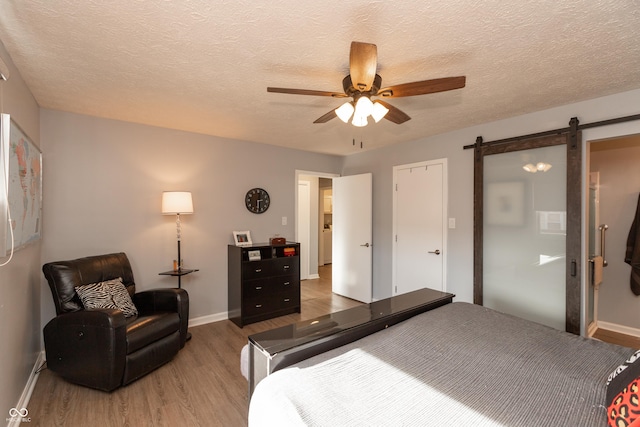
xmin=428 ymin=249 xmax=441 ymax=255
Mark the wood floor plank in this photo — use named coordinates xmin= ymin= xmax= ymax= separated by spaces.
xmin=592 ymin=327 xmax=640 ymax=349
xmin=27 ymin=266 xmax=360 ymax=426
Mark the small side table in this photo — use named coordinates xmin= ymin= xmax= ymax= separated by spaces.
xmin=158 ymin=268 xmax=199 ymax=289
xmin=158 ymin=268 xmax=199 ymax=341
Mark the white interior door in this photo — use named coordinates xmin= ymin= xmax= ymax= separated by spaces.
xmin=587 ymin=171 xmax=600 ymax=336
xmin=332 ymin=173 xmax=372 ymax=302
xmin=297 ymin=181 xmax=310 ymax=280
xmin=393 ymin=160 xmax=446 ymax=295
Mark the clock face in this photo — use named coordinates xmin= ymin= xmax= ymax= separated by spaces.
xmin=245 ymin=188 xmax=270 ymax=214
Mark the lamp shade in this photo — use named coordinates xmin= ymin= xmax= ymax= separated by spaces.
xmin=162 ymin=191 xmax=193 ymax=215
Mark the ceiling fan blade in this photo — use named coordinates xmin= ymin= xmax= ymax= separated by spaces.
xmin=313 ymin=109 xmax=337 ymax=124
xmin=375 ymin=100 xmax=411 ymax=124
xmin=267 ymin=87 xmax=348 ymax=97
xmin=349 ymin=42 xmax=377 ymax=92
xmin=378 ymin=76 xmax=466 ymax=98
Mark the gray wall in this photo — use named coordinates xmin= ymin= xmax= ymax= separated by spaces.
xmin=0 ymin=41 xmax=42 ymax=415
xmin=344 ymin=89 xmax=640 ymax=306
xmin=590 ymin=138 xmax=640 ymax=329
xmin=39 ymin=110 xmax=343 ymax=326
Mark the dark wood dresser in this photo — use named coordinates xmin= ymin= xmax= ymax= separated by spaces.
xmin=228 ymin=242 xmax=301 ymax=328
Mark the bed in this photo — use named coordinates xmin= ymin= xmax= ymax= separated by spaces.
xmin=248 ymin=301 xmax=639 ymax=426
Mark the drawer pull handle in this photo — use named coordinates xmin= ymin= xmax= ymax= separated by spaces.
xmin=255 ymin=269 xmax=262 ymax=273
xmin=256 ymin=304 xmax=262 ymax=308
xmin=255 ymin=286 xmax=262 ymax=290
xmin=284 ymin=298 xmax=290 ymax=302
xmin=283 ymin=282 xmax=290 ymax=286
xmin=284 ymin=265 xmax=290 ymax=270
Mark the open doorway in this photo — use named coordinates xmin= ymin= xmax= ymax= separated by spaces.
xmin=296 ymin=171 xmax=338 ymax=284
xmin=587 ymin=133 xmax=640 ymax=348
xmin=319 ymin=178 xmax=333 ymax=270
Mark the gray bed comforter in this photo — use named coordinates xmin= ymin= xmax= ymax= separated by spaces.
xmin=248 ymin=302 xmax=631 ymax=426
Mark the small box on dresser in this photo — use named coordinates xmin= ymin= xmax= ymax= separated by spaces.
xmin=228 ymin=242 xmax=301 ymax=328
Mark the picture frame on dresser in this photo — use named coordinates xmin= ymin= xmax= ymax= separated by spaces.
xmin=233 ymin=230 xmax=252 ymax=246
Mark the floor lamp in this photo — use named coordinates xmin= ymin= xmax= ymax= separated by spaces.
xmin=162 ymin=191 xmax=194 ymax=273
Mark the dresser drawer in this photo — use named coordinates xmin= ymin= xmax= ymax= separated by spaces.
xmin=243 ymin=294 xmax=299 ymax=318
xmin=271 ymin=257 xmax=299 ymax=277
xmin=243 ymin=280 xmax=269 ymax=299
xmin=242 ymin=261 xmax=272 ymax=280
xmin=243 ymin=297 xmax=274 ymax=317
xmin=243 ymin=276 xmax=298 ymax=298
xmin=276 ymin=277 xmax=299 ymax=298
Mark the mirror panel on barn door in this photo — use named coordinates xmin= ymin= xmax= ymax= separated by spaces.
xmin=474 ymin=128 xmax=581 ymax=334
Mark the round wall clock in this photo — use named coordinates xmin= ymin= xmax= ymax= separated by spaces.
xmin=245 ymin=188 xmax=270 ymax=214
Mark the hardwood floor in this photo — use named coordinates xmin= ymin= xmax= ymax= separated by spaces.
xmin=592 ymin=327 xmax=640 ymax=350
xmin=27 ymin=265 xmax=361 ymax=427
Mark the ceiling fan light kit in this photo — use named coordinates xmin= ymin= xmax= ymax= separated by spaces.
xmin=335 ymin=102 xmax=355 ymax=123
xmin=267 ymin=41 xmax=466 ymax=128
xmin=335 ymin=97 xmax=389 ymax=126
xmin=371 ymin=101 xmax=390 ymax=123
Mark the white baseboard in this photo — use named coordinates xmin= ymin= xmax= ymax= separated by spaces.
xmin=189 ymin=311 xmax=229 ymax=328
xmin=598 ymin=320 xmax=640 ymax=337
xmin=8 ymin=351 xmax=45 ymax=427
xmin=307 ymin=274 xmax=320 ymax=280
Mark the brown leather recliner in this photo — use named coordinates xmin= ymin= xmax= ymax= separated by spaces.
xmin=42 ymin=252 xmax=189 ymax=392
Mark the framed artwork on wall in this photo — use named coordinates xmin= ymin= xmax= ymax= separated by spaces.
xmin=0 ymin=114 xmax=42 ymax=255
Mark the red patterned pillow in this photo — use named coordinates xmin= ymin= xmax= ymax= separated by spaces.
xmin=607 ymin=350 xmax=640 ymax=427
xmin=608 ymin=378 xmax=640 ymax=427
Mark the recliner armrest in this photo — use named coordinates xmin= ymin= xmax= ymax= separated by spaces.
xmin=133 ymin=288 xmax=188 ymax=313
xmin=51 ymin=308 xmax=128 ymax=329
xmin=43 ymin=309 xmax=128 ymax=392
xmin=133 ymin=288 xmax=189 ymax=347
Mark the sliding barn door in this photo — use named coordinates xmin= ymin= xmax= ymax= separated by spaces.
xmin=474 ymin=122 xmax=582 ymax=334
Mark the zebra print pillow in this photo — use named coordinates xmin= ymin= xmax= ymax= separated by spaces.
xmin=75 ymin=277 xmax=138 ymax=318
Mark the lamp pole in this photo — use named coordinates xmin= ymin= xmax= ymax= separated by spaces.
xmin=176 ymin=212 xmax=182 ymax=272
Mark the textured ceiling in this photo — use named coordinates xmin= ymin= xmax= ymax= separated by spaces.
xmin=0 ymin=0 xmax=639 ymax=155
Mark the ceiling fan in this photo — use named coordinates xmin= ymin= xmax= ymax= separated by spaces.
xmin=267 ymin=41 xmax=466 ymax=127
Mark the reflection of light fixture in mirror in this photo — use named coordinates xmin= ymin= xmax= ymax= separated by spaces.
xmin=523 ymin=162 xmax=552 ymax=173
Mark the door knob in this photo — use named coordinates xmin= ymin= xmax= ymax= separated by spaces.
xmin=428 ymin=249 xmax=441 ymax=255
xmin=360 ymin=243 xmax=370 ymax=247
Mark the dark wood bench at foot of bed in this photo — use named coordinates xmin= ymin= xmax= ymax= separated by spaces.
xmin=247 ymin=287 xmax=454 ymax=397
